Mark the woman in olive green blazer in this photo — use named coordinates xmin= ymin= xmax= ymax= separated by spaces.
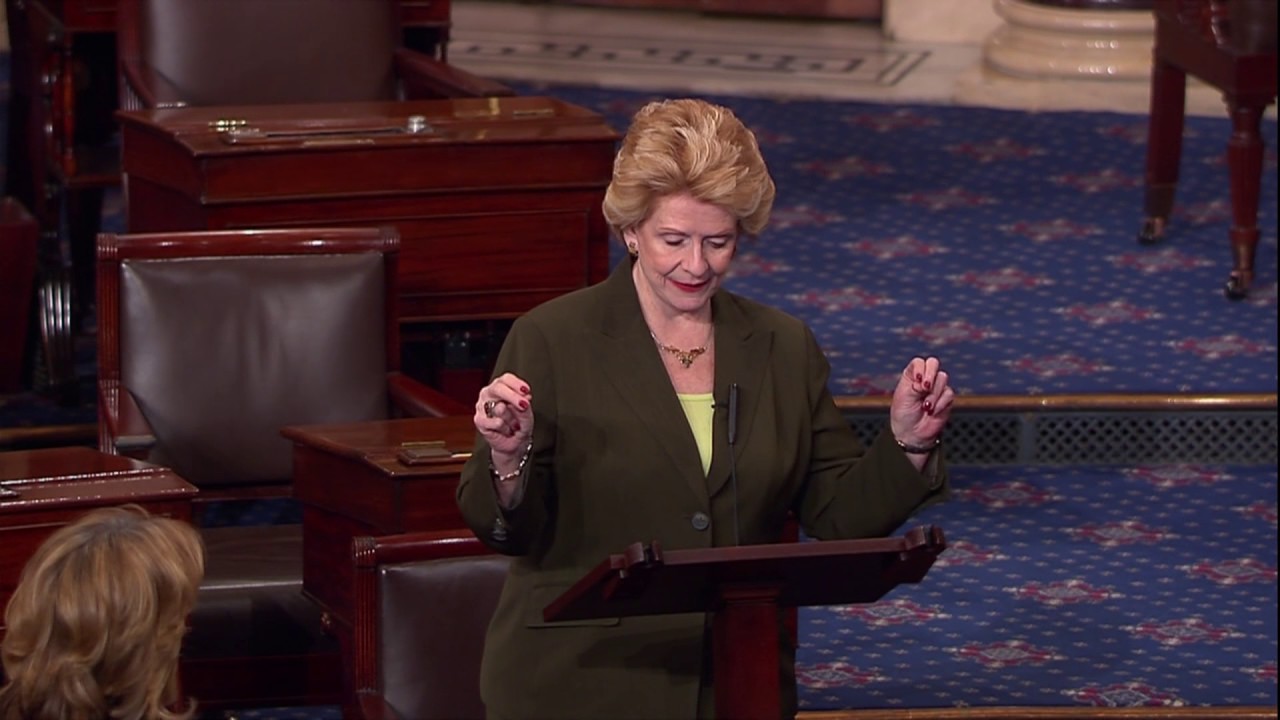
xmin=457 ymin=99 xmax=954 ymax=720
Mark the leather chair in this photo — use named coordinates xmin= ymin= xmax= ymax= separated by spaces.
xmin=96 ymin=226 xmax=468 ymax=712
xmin=1139 ymin=0 xmax=1277 ymax=299
xmin=351 ymin=530 xmax=508 ymax=720
xmin=116 ymin=0 xmax=513 ymax=111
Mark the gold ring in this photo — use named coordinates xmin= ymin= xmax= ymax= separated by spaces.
xmin=484 ymin=400 xmax=499 ymax=418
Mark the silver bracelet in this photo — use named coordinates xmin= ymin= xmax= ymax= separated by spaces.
xmin=895 ymin=435 xmax=941 ymax=455
xmin=490 ymin=442 xmax=533 ymax=483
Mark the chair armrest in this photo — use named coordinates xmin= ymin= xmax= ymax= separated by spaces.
xmin=118 ymin=56 xmax=159 ymax=110
xmin=355 ymin=529 xmax=487 ymax=569
xmin=97 ymin=379 xmax=157 ymax=458
xmin=393 ymin=48 xmax=516 ymax=98
xmin=387 ymin=372 xmax=470 ymax=418
xmin=357 ymin=692 xmax=403 ymax=720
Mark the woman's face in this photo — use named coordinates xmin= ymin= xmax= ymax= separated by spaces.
xmin=626 ymin=193 xmax=738 ymax=317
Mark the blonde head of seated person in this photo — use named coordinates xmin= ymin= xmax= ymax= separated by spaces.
xmin=0 ymin=504 xmax=205 ymax=720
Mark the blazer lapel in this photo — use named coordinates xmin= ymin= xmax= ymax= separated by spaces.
xmin=706 ymin=292 xmax=771 ymax=499
xmin=593 ymin=262 xmax=709 ymax=501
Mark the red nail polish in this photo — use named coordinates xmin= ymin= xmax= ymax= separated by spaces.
xmin=915 ymin=374 xmax=923 ymax=382
xmin=923 ymin=401 xmax=932 ymax=413
xmin=512 ymin=422 xmax=521 ymax=432
xmin=521 ymin=385 xmax=530 ymax=395
xmin=519 ymin=400 xmax=528 ymax=410
xmin=924 ymin=381 xmax=932 ymax=391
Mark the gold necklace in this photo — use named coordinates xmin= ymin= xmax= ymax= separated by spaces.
xmin=650 ymin=330 xmax=711 ymax=369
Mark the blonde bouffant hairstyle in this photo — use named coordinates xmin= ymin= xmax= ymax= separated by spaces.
xmin=602 ymin=98 xmax=776 ymax=242
xmin=0 ymin=504 xmax=205 ymax=720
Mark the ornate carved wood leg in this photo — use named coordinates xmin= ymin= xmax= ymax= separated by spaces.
xmin=1140 ymin=56 xmax=1187 ymax=245
xmin=1223 ymin=100 xmax=1267 ymax=299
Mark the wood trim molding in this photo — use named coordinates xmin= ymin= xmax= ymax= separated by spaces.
xmin=835 ymin=392 xmax=1279 ymax=412
xmin=799 ymin=707 xmax=1278 ymax=720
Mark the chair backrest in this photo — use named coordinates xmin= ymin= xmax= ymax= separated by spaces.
xmin=117 ymin=0 xmax=401 ymax=107
xmin=97 ymin=227 xmax=401 ymax=489
xmin=354 ymin=531 xmax=508 ymax=720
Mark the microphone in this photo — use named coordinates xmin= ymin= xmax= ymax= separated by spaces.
xmin=727 ymin=383 xmax=739 ymax=447
xmin=726 ymin=383 xmax=740 ymax=546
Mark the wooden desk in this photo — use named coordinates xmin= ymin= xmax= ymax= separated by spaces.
xmin=117 ymin=96 xmax=618 ymax=324
xmin=283 ymin=414 xmax=475 ymax=712
xmin=0 ymin=447 xmax=198 ymax=634
xmin=116 ymin=96 xmax=618 ymax=401
xmin=285 ymin=415 xmax=475 ymax=623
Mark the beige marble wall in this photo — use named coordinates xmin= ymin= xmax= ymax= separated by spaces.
xmin=884 ymin=0 xmax=1002 ymax=44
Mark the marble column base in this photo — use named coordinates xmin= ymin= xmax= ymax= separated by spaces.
xmin=984 ymin=0 xmax=1153 ymax=81
xmin=962 ymin=0 xmax=1234 ymax=116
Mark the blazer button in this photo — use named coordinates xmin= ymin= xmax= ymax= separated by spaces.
xmin=690 ymin=512 xmax=711 ymax=531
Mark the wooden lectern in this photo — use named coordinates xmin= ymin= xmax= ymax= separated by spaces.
xmin=544 ymin=525 xmax=947 ymax=720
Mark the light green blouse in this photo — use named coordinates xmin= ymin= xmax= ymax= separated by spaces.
xmin=676 ymin=392 xmax=715 ymax=475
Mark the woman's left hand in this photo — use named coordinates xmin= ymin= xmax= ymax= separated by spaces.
xmin=889 ymin=356 xmax=954 ymax=449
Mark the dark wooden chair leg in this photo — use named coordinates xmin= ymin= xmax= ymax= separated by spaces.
xmin=1140 ymin=57 xmax=1188 ymax=245
xmin=1223 ymin=100 xmax=1267 ymax=299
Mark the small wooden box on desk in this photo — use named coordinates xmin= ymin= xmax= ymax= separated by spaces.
xmin=284 ymin=415 xmax=476 ymax=638
xmin=0 ymin=447 xmax=199 ymax=635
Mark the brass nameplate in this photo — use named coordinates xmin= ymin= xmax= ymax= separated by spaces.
xmin=220 ymin=124 xmax=431 ymax=146
xmin=397 ymin=440 xmax=471 ymax=466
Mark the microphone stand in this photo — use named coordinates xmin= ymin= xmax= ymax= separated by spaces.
xmin=727 ymin=383 xmax=740 ymax=546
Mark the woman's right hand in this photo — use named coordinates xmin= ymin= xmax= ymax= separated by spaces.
xmin=474 ymin=372 xmax=534 ymax=473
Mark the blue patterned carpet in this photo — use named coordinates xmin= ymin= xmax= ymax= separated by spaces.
xmin=798 ymin=463 xmax=1277 ymax=711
